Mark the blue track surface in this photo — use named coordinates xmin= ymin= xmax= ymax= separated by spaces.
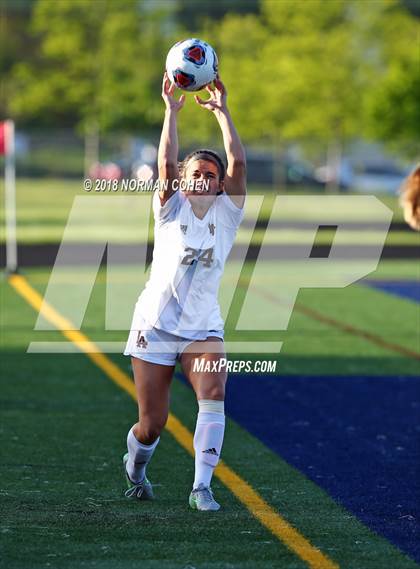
xmin=364 ymin=280 xmax=420 ymax=303
xmin=224 ymin=374 xmax=420 ymax=562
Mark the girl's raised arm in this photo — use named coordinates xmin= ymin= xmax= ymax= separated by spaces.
xmin=158 ymin=72 xmax=185 ymax=204
xmin=194 ymin=76 xmax=246 ymax=208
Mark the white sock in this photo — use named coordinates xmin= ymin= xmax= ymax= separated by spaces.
xmin=126 ymin=427 xmax=160 ymax=484
xmin=193 ymin=399 xmax=225 ymax=489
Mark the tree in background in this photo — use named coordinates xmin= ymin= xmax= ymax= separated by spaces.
xmin=363 ymin=0 xmax=419 ymax=156
xmin=6 ymin=0 xmax=174 ymax=172
xmin=2 ymin=0 xmax=418 ymax=176
xmin=178 ymin=0 xmax=369 ymax=189
xmin=175 ymin=0 xmax=259 ymax=30
xmin=178 ymin=0 xmax=418 ymax=186
xmin=9 ymin=0 xmax=104 ymax=130
xmin=0 ymin=0 xmax=38 ymax=122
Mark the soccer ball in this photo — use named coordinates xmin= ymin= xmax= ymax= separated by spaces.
xmin=166 ymin=38 xmax=218 ymax=92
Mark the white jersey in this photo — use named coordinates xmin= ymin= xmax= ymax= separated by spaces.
xmin=134 ymin=189 xmax=245 ymax=339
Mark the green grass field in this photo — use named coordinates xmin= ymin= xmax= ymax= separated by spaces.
xmin=1 ymin=259 xmax=419 ymax=568
xmin=0 ymin=178 xmax=418 ymax=247
xmin=1 ymin=178 xmax=419 ymax=568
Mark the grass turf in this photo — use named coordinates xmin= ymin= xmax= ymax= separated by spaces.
xmin=1 ymin=177 xmax=418 ymax=567
xmin=1 ymin=263 xmax=419 ymax=568
xmin=1 ymin=178 xmax=418 ymax=247
xmin=4 ymin=259 xmax=419 ymax=376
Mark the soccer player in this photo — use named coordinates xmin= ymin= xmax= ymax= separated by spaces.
xmin=122 ymin=72 xmax=246 ymax=511
xmin=399 ymin=164 xmax=420 ymax=231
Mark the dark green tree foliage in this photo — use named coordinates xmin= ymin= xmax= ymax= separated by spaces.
xmin=10 ymin=0 xmax=104 ymax=128
xmin=175 ymin=0 xmax=259 ymax=30
xmin=368 ymin=54 xmax=420 ymax=146
xmin=179 ymin=0 xmax=367 ymax=145
xmin=0 ymin=0 xmax=37 ymax=119
xmin=8 ymin=0 xmax=172 ymax=132
xmin=402 ymin=0 xmax=420 ymax=17
xmin=179 ymin=0 xmax=419 ymax=153
xmin=363 ymin=0 xmax=420 ymax=151
xmin=3 ymin=0 xmax=419 ymax=154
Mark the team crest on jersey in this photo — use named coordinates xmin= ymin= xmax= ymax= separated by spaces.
xmin=136 ymin=331 xmax=148 ymax=349
xmin=180 ymin=224 xmax=188 ymax=234
xmin=208 ymin=223 xmax=215 ymax=235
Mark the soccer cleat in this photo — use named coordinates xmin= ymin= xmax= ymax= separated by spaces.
xmin=189 ymin=483 xmax=220 ymax=511
xmin=122 ymin=453 xmax=154 ymax=500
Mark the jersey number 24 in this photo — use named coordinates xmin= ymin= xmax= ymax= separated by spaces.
xmin=181 ymin=247 xmax=214 ymax=267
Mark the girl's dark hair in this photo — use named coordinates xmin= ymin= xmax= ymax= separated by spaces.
xmin=178 ymin=149 xmax=226 ymax=181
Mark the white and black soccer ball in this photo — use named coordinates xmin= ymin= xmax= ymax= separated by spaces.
xmin=166 ymin=38 xmax=218 ymax=92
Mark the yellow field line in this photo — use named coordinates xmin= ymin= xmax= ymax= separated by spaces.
xmin=9 ymin=273 xmax=339 ymax=569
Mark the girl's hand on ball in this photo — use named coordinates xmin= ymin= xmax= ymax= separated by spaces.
xmin=214 ymin=75 xmax=227 ymax=98
xmin=194 ymin=74 xmax=228 ymax=113
xmin=162 ymin=72 xmax=185 ymax=112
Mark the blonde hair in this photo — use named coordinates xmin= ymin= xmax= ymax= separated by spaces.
xmin=399 ymin=164 xmax=420 ymax=231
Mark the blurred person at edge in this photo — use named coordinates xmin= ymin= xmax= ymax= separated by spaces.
xmin=399 ymin=164 xmax=420 ymax=231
